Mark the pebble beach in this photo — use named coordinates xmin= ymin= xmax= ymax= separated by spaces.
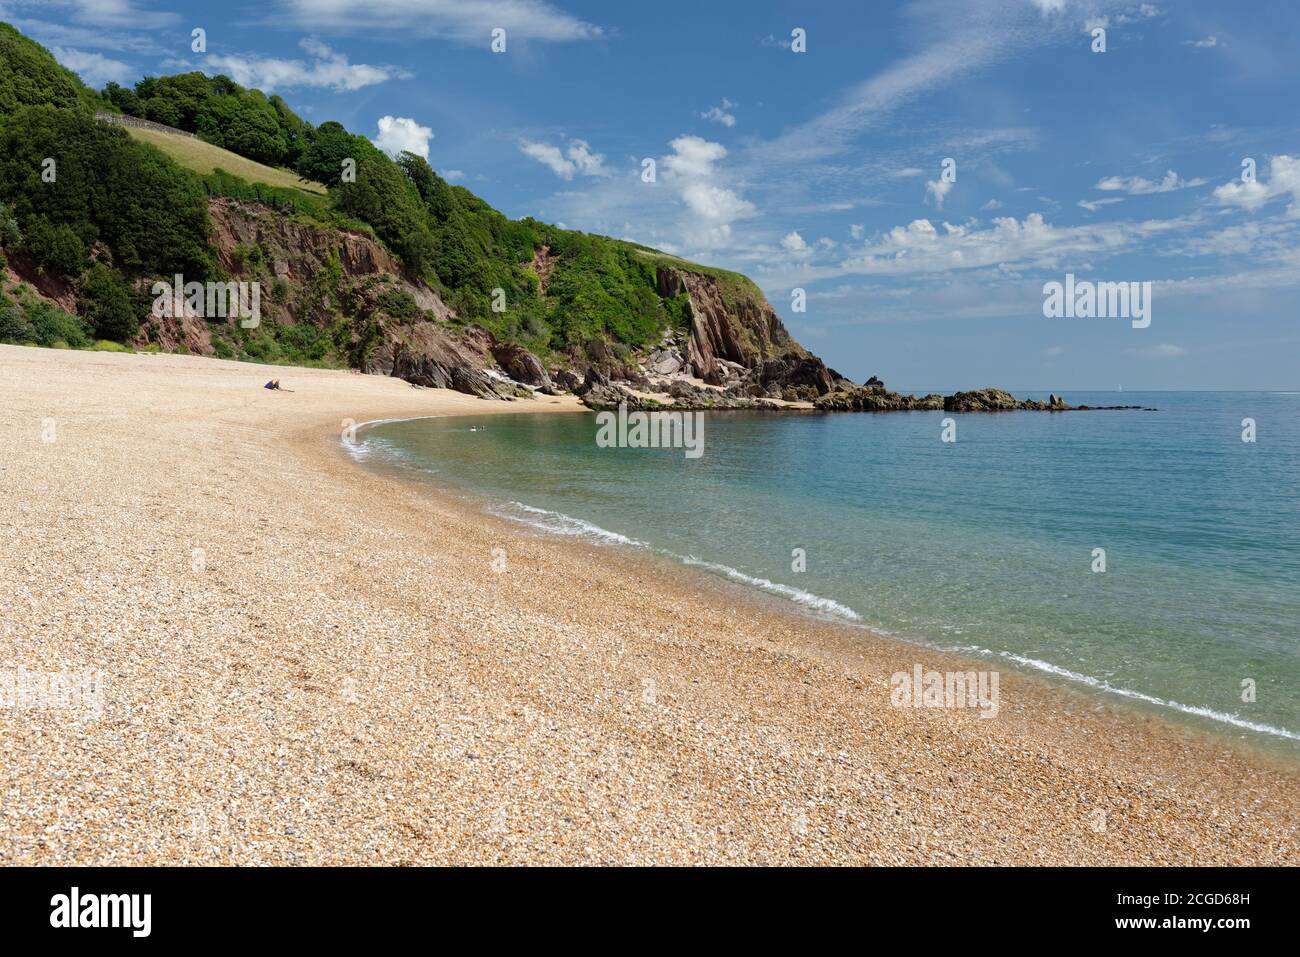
xmin=1 ymin=345 xmax=1295 ymax=865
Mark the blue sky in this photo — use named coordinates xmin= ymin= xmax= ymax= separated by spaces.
xmin=7 ymin=0 xmax=1300 ymax=390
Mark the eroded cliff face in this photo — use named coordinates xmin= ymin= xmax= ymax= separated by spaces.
xmin=128 ymin=198 xmax=458 ymax=360
xmin=9 ymin=196 xmax=843 ymax=403
xmin=202 ymin=199 xmax=536 ymax=398
xmin=655 ymin=265 xmax=808 ymax=384
xmin=205 ymin=199 xmax=451 ymax=320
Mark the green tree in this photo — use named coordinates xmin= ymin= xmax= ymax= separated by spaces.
xmin=196 ymin=93 xmax=288 ymax=166
xmin=22 ymin=216 xmax=85 ymax=276
xmin=102 ymin=82 xmax=143 ymax=117
xmin=270 ymin=95 xmax=312 ymax=169
xmin=0 ymin=105 xmax=211 ymax=278
xmin=77 ymin=263 xmax=138 ymax=340
xmin=0 ymin=22 xmax=100 ymax=117
xmin=149 ymin=72 xmax=211 ymax=129
xmin=298 ymin=121 xmax=373 ymax=187
xmin=143 ymin=96 xmax=181 ymax=127
xmin=335 ymin=154 xmax=436 ymax=275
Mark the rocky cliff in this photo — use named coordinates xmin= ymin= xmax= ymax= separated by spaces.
xmin=118 ymin=198 xmax=846 ymax=405
xmin=655 ymin=266 xmax=805 ymax=383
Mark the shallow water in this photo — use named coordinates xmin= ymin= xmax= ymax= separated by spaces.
xmin=354 ymin=392 xmax=1300 ymax=752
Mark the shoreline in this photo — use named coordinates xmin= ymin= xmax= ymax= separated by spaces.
xmin=2 ymin=346 xmax=1296 ymax=865
xmin=349 ymin=413 xmax=1300 ymax=764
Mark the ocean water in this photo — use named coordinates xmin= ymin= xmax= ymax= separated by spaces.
xmin=352 ymin=392 xmax=1300 ymax=752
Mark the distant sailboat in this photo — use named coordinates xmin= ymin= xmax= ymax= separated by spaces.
xmin=1117 ymin=384 xmax=1123 ymax=393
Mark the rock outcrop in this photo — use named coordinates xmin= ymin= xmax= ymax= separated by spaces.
xmin=363 ymin=323 xmax=529 ymax=399
xmin=944 ymin=388 xmax=1066 ymax=412
xmin=815 ymin=385 xmax=1070 ymax=413
xmin=814 ymin=385 xmax=1148 ymax=413
xmin=656 ymin=266 xmax=810 ymax=387
xmin=814 ymin=387 xmax=946 ymax=412
xmin=491 ymin=342 xmax=554 ymax=392
xmin=28 ymin=197 xmax=1120 ymax=415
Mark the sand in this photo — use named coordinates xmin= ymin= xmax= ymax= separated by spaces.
xmin=1 ymin=345 xmax=1295 ymax=865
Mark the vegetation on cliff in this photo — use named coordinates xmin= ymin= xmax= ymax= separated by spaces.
xmin=0 ymin=20 xmax=818 ymax=395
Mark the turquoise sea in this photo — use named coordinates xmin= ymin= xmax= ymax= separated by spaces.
xmin=351 ymin=392 xmax=1300 ymax=752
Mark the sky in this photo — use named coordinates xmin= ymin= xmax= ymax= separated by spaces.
xmin=6 ymin=0 xmax=1300 ymax=391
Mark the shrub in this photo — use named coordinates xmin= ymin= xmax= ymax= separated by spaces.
xmin=22 ymin=217 xmax=85 ymax=276
xmin=77 ymin=263 xmax=138 ymax=341
xmin=24 ymin=298 xmax=89 ymax=348
xmin=0 ymin=202 xmax=20 ymax=248
xmin=0 ymin=301 xmax=32 ymax=341
xmin=376 ymin=286 xmax=420 ymax=321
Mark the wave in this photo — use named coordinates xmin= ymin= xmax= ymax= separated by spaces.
xmin=494 ymin=502 xmax=649 ymax=548
xmin=678 ymin=556 xmax=863 ymax=621
xmin=492 ymin=502 xmax=862 ymax=621
xmin=996 ymin=652 xmax=1300 ymax=742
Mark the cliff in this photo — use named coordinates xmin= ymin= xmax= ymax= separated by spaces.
xmin=110 ymin=197 xmax=836 ymax=404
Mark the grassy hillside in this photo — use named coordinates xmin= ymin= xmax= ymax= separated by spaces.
xmin=120 ymin=125 xmax=327 ymax=195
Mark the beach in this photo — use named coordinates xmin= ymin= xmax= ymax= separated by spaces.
xmin=1 ymin=345 xmax=1295 ymax=865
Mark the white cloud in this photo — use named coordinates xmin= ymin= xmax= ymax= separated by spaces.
xmin=51 ymin=46 xmax=133 ymax=87
xmin=1213 ymin=155 xmax=1300 ymax=215
xmin=747 ymin=0 xmax=1158 ymax=173
xmin=839 ymin=212 xmax=1194 ymax=278
xmin=520 ymin=141 xmax=576 ymax=179
xmin=519 ymin=138 xmax=609 ymax=179
xmin=565 ymin=139 xmax=607 ymax=177
xmin=441 ymin=169 xmax=465 ymax=181
xmin=277 ymin=0 xmax=601 ymax=42
xmin=1078 ymin=197 xmax=1125 ymax=212
xmin=658 ymin=136 xmax=756 ymax=251
xmin=201 ymin=39 xmax=405 ymax=92
xmin=1185 ymin=36 xmax=1218 ymax=48
xmin=1125 ymin=343 xmax=1187 ymax=358
xmin=850 ymin=224 xmax=865 ymax=239
xmin=925 ymin=177 xmax=953 ymax=208
xmin=700 ymin=98 xmax=737 ymax=127
xmin=663 ymin=135 xmax=728 ymax=179
xmin=1172 ymin=219 xmax=1300 ymax=260
xmin=1095 ymin=169 xmax=1206 ymax=194
xmin=681 ymin=182 xmax=755 ymax=222
xmin=10 ymin=0 xmax=177 ymax=29
xmin=373 ymin=116 xmax=434 ymax=159
xmin=781 ymin=231 xmax=808 ymax=252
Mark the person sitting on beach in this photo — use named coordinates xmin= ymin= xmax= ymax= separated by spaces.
xmin=264 ymin=379 xmax=281 ymax=390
